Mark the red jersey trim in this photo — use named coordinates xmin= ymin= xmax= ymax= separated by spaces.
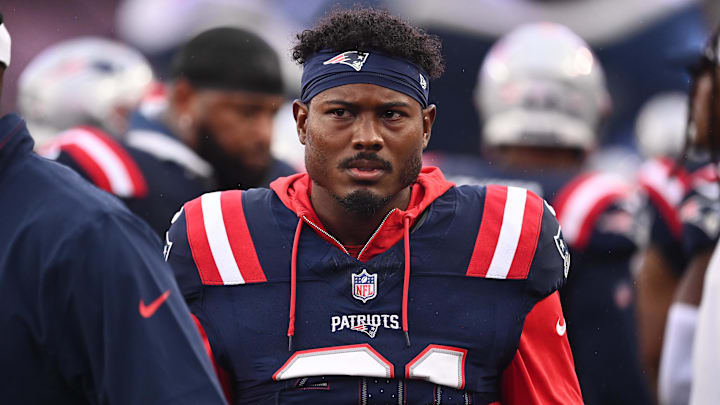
xmin=46 ymin=126 xmax=148 ymax=198
xmin=185 ymin=191 xmax=267 ymax=285
xmin=500 ymin=292 xmax=583 ymax=405
xmin=553 ymin=172 xmax=632 ymax=250
xmin=638 ymin=158 xmax=689 ymax=238
xmin=466 ymin=185 xmax=544 ymax=279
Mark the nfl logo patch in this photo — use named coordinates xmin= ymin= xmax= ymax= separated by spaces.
xmin=352 ymin=269 xmax=377 ymax=303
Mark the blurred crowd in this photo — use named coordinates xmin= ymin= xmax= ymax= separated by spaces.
xmin=3 ymin=0 xmax=720 ymax=404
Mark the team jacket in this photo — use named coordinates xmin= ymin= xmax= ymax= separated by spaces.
xmin=165 ymin=167 xmax=583 ymax=404
xmin=431 ymin=152 xmax=652 ymax=405
xmin=0 ymin=114 xmax=226 ymax=404
xmin=41 ymin=112 xmax=295 ymax=238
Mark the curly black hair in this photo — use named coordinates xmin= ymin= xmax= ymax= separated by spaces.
xmin=292 ymin=7 xmax=444 ymax=79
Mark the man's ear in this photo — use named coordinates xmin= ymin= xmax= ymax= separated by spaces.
xmin=421 ymin=104 xmax=437 ymax=149
xmin=169 ymin=78 xmax=195 ymax=116
xmin=293 ymin=100 xmax=309 ymax=145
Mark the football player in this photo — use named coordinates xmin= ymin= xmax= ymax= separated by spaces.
xmin=689 ymin=26 xmax=720 ymax=401
xmin=431 ymin=22 xmax=653 ymax=404
xmin=164 ymin=8 xmax=583 ymax=404
xmin=42 ymin=27 xmax=296 ymax=237
xmin=0 ymin=14 xmax=226 ymax=404
xmin=653 ymin=27 xmax=720 ymax=405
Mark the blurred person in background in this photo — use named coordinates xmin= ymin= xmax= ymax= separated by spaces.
xmin=43 ymin=27 xmax=296 ymax=237
xmin=690 ymin=27 xmax=720 ymax=404
xmin=633 ymin=91 xmax=702 ymax=402
xmin=0 ymin=14 xmax=227 ymax=404
xmin=390 ymin=0 xmax=707 ymax=161
xmin=429 ymin=22 xmax=652 ymax=405
xmin=647 ymin=26 xmax=720 ymax=405
xmin=17 ymin=36 xmax=153 ymax=147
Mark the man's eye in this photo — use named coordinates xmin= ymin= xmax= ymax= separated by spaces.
xmin=383 ymin=110 xmax=401 ymax=119
xmin=330 ymin=109 xmax=347 ymax=117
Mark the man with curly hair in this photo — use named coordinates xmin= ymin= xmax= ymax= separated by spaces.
xmin=165 ymin=7 xmax=584 ymax=404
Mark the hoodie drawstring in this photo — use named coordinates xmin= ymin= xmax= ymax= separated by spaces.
xmin=288 ymin=218 xmax=303 ymax=352
xmin=287 ymin=214 xmax=413 ymax=351
xmin=402 ymin=215 xmax=412 ymax=347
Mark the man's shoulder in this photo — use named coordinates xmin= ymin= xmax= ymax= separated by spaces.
xmin=7 ymin=152 xmax=141 ymax=236
xmin=39 ymin=126 xmax=150 ymax=199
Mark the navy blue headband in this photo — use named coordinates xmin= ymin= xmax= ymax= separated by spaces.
xmin=300 ymin=50 xmax=430 ymax=108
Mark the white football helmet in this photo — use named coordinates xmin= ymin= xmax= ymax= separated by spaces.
xmin=477 ymin=22 xmax=610 ymax=151
xmin=18 ymin=37 xmax=153 ymax=146
xmin=635 ymin=92 xmax=688 ymax=159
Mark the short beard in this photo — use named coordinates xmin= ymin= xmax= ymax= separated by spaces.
xmin=334 ymin=189 xmax=391 ymax=217
xmin=332 ymin=150 xmax=422 ymax=218
xmin=195 ymin=123 xmax=269 ymax=190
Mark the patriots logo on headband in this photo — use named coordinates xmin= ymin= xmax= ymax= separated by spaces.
xmin=323 ymin=51 xmax=370 ymax=72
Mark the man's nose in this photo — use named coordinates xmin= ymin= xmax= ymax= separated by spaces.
xmin=351 ymin=116 xmax=384 ymax=151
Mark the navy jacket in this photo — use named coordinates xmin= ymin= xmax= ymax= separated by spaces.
xmin=0 ymin=114 xmax=226 ymax=404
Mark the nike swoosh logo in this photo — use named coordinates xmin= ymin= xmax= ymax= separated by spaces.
xmin=556 ymin=317 xmax=567 ymax=336
xmin=139 ymin=290 xmax=171 ymax=318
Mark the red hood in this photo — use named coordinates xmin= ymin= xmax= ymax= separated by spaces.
xmin=270 ymin=167 xmax=454 ymax=261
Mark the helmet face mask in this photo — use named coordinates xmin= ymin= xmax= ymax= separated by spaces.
xmin=17 ymin=37 xmax=153 ymax=145
xmin=477 ymin=22 xmax=609 ymax=153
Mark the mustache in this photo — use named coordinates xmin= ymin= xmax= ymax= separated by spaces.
xmin=338 ymin=152 xmax=393 ymax=171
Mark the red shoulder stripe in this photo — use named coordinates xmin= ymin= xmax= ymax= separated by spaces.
xmin=551 ymin=172 xmax=595 ymax=216
xmin=507 ymin=191 xmax=544 ymax=279
xmin=638 ymin=158 xmax=689 ymax=237
xmin=553 ymin=172 xmax=632 ymax=250
xmin=47 ymin=127 xmax=148 ymax=198
xmin=466 ymin=185 xmax=507 ymax=278
xmin=81 ymin=126 xmax=148 ymax=197
xmin=185 ymin=197 xmax=224 ymax=285
xmin=220 ymin=191 xmax=267 ymax=283
xmin=60 ymin=143 xmax=113 ymax=193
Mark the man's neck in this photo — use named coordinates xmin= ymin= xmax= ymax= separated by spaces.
xmin=309 ymin=183 xmax=411 ymax=246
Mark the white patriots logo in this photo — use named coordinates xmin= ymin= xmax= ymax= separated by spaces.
xmin=323 ymin=51 xmax=370 ymax=72
xmin=351 ymin=323 xmax=380 ymax=338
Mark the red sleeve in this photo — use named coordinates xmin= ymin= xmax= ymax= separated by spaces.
xmin=192 ymin=314 xmax=234 ymax=404
xmin=500 ymin=291 xmax=584 ymax=405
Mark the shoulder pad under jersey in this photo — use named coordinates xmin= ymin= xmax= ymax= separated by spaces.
xmin=638 ymin=157 xmax=691 ymax=238
xmin=178 ymin=190 xmax=268 ymax=286
xmin=40 ymin=126 xmax=147 ymax=198
xmin=553 ymin=171 xmax=634 ymax=251
xmin=465 ymin=184 xmax=569 ymax=297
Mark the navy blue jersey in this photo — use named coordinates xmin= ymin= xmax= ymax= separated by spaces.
xmin=638 ymin=157 xmax=709 ymax=275
xmin=433 ymin=151 xmax=652 ymax=405
xmin=43 ymin=112 xmax=296 ymax=238
xmin=0 ymin=114 xmax=226 ymax=404
xmin=165 ymin=169 xmax=583 ymax=405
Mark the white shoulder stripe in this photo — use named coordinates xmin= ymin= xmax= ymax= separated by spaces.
xmin=640 ymin=160 xmax=685 ymax=206
xmin=486 ymin=187 xmax=527 ymax=279
xmin=201 ymin=192 xmax=245 ymax=285
xmin=59 ymin=129 xmax=135 ymax=197
xmin=559 ymin=173 xmax=629 ymax=244
xmin=126 ymin=129 xmax=214 ymax=178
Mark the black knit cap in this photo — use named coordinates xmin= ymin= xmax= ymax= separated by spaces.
xmin=170 ymin=27 xmax=284 ymax=94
